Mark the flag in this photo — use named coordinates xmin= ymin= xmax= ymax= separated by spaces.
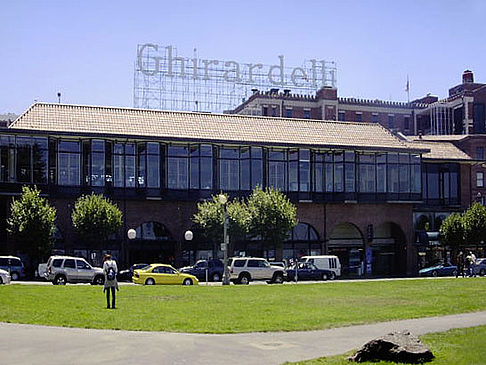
xmin=405 ymin=76 xmax=410 ymax=92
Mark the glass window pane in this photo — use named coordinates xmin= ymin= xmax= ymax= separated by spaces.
xmin=59 ymin=141 xmax=80 ymax=153
xmin=125 ymin=156 xmax=136 ymax=187
xmin=251 ymin=159 xmax=262 ymax=188
xmin=377 ymin=164 xmax=386 ymax=192
xmin=147 ymin=154 xmax=159 ymax=188
xmin=114 ymin=143 xmax=123 ymax=154
xmin=190 ymin=157 xmax=199 ymax=189
xmin=147 ymin=142 xmax=159 ymax=154
xmin=289 ymin=161 xmax=298 ymax=191
xmin=251 ymin=147 xmax=262 ymax=159
xmin=240 ymin=159 xmax=250 ymax=190
xmin=92 ymin=140 xmax=104 ymax=152
xmin=200 ymin=157 xmax=212 ymax=189
xmin=168 ymin=157 xmax=188 ymax=189
xmin=299 ymin=161 xmax=310 ymax=191
xmin=345 ymin=163 xmax=355 ymax=192
xmin=334 ymin=163 xmax=343 ymax=192
xmin=399 ymin=164 xmax=410 ymax=193
xmin=314 ymin=163 xmax=323 ymax=192
xmin=125 ymin=143 xmax=135 ymax=155
xmin=114 ymin=155 xmax=124 ymax=187
xmin=200 ymin=144 xmax=212 ymax=157
xmin=168 ymin=145 xmax=188 ymax=157
xmin=388 ymin=164 xmax=399 ymax=192
xmin=91 ymin=152 xmax=105 ymax=186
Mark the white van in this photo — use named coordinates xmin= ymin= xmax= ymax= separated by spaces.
xmin=300 ymin=255 xmax=341 ymax=279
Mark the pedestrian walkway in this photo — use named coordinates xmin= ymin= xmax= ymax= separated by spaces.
xmin=1 ymin=311 xmax=486 ymax=365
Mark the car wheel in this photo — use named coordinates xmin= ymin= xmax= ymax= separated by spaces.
xmin=211 ymin=273 xmax=221 ymax=282
xmin=239 ymin=273 xmax=250 ymax=285
xmin=183 ymin=278 xmax=193 ymax=286
xmin=11 ymin=272 xmax=19 ymax=281
xmin=322 ymin=273 xmax=328 ymax=281
xmin=54 ymin=275 xmax=66 ymax=285
xmin=272 ymin=273 xmax=284 ymax=284
xmin=480 ymin=269 xmax=486 ymax=276
xmin=452 ymin=270 xmax=458 ymax=277
xmin=93 ymin=275 xmax=104 ymax=285
xmin=145 ymin=278 xmax=155 ymax=285
xmin=329 ymin=272 xmax=336 ymax=280
xmin=432 ymin=270 xmax=438 ymax=277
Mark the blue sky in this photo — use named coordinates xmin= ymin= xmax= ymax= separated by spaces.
xmin=1 ymin=0 xmax=486 ymax=114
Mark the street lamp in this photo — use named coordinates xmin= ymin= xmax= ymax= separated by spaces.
xmin=127 ymin=228 xmax=136 ymax=240
xmin=184 ymin=230 xmax=193 ymax=241
xmin=218 ymin=194 xmax=230 ymax=285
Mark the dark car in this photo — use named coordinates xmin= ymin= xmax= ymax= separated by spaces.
xmin=419 ymin=263 xmax=457 ymax=277
xmin=117 ymin=263 xmax=149 ymax=282
xmin=179 ymin=259 xmax=224 ymax=282
xmin=286 ymin=262 xmax=334 ymax=281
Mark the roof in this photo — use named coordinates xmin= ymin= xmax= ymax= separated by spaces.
xmin=405 ymin=138 xmax=472 ymax=161
xmin=9 ymin=103 xmax=426 ymax=152
xmin=409 ymin=135 xmax=469 ymax=142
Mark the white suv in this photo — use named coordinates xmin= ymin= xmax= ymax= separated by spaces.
xmin=229 ymin=257 xmax=286 ymax=284
xmin=45 ymin=256 xmax=104 ymax=285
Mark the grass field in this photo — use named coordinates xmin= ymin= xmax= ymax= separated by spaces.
xmin=0 ymin=278 xmax=485 ymax=333
xmin=284 ymin=325 xmax=486 ymax=365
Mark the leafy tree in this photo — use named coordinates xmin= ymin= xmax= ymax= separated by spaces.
xmin=246 ymin=186 xmax=297 ymax=254
xmin=439 ymin=212 xmax=465 ymax=250
xmin=463 ymin=202 xmax=486 ymax=245
xmin=193 ymin=194 xmax=249 ymax=247
xmin=71 ymin=193 xmax=122 ymax=248
xmin=7 ymin=185 xmax=56 ymax=261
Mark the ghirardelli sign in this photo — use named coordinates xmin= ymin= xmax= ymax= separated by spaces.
xmin=136 ymin=44 xmax=335 ymax=89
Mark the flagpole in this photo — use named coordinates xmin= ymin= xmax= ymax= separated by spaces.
xmin=406 ymin=75 xmax=410 ymax=104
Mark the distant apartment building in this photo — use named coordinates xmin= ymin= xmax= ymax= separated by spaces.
xmin=228 ymin=70 xmax=486 ymax=137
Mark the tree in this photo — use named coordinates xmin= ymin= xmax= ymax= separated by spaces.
xmin=7 ymin=185 xmax=56 ymax=262
xmin=71 ymin=193 xmax=122 ymax=248
xmin=439 ymin=212 xmax=465 ymax=250
xmin=246 ymin=186 xmax=297 ymax=256
xmin=463 ymin=202 xmax=486 ymax=245
xmin=193 ymin=194 xmax=250 ymax=250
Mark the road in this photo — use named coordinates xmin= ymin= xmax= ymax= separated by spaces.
xmin=1 ymin=311 xmax=486 ymax=365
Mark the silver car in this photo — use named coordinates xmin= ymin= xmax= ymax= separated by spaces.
xmin=45 ymin=255 xmax=104 ymax=285
xmin=473 ymin=258 xmax=486 ymax=276
xmin=0 ymin=269 xmax=11 ymax=285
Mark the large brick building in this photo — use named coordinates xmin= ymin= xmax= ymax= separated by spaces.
xmin=0 ymin=103 xmax=478 ymax=276
xmin=229 ymin=70 xmax=486 ymax=137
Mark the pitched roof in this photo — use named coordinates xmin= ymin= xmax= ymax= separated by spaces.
xmin=10 ymin=103 xmax=425 ymax=152
xmin=405 ymin=139 xmax=472 ymax=161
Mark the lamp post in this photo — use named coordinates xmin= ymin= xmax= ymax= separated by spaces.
xmin=127 ymin=228 xmax=136 ymax=240
xmin=218 ymin=194 xmax=230 ymax=285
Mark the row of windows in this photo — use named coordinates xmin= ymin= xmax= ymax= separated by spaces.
xmin=337 ymin=113 xmax=411 ymax=130
xmin=1 ymin=135 xmax=422 ymax=195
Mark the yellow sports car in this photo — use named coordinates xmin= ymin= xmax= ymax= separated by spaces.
xmin=132 ymin=264 xmax=199 ymax=285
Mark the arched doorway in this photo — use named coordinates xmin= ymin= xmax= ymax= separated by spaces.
xmin=328 ymin=222 xmax=364 ymax=277
xmin=372 ymin=222 xmax=407 ymax=276
xmin=129 ymin=221 xmax=175 ymax=265
xmin=282 ymin=222 xmax=321 ymax=260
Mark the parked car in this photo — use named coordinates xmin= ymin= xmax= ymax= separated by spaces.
xmin=268 ymin=261 xmax=286 ymax=268
xmin=0 ymin=269 xmax=11 ymax=285
xmin=419 ymin=263 xmax=457 ymax=277
xmin=300 ymin=255 xmax=341 ymax=279
xmin=117 ymin=263 xmax=149 ymax=282
xmin=132 ymin=264 xmax=198 ymax=285
xmin=179 ymin=259 xmax=224 ymax=282
xmin=0 ymin=256 xmax=26 ymax=281
xmin=229 ymin=257 xmax=285 ymax=285
xmin=473 ymin=258 xmax=486 ymax=276
xmin=45 ymin=255 xmax=105 ymax=285
xmin=37 ymin=263 xmax=48 ymax=279
xmin=286 ymin=262 xmax=334 ymax=281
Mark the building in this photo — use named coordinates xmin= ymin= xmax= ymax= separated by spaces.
xmin=228 ymin=70 xmax=486 ymax=137
xmin=0 ymin=103 xmax=476 ymax=276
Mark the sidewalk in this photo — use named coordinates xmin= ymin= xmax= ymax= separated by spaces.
xmin=1 ymin=311 xmax=486 ymax=365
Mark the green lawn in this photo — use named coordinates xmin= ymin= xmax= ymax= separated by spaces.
xmin=284 ymin=325 xmax=486 ymax=365
xmin=0 ymin=278 xmax=485 ymax=333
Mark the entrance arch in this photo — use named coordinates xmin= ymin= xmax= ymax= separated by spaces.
xmin=282 ymin=222 xmax=321 ymax=260
xmin=372 ymin=222 xmax=407 ymax=276
xmin=328 ymin=222 xmax=364 ymax=277
xmin=129 ymin=221 xmax=176 ymax=264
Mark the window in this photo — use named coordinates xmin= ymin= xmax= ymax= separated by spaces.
xmin=338 ymin=112 xmax=345 ymax=121
xmin=262 ymin=106 xmax=268 ymax=116
xmin=358 ymin=153 xmax=376 ymax=192
xmin=0 ymin=135 xmax=15 ymax=182
xmin=387 ymin=153 xmax=399 ymax=193
xmin=404 ymin=116 xmax=410 ymax=131
xmin=168 ymin=145 xmax=188 ymax=189
xmin=91 ymin=140 xmax=105 ymax=186
xmin=64 ymin=259 xmax=75 ymax=269
xmin=272 ymin=106 xmax=277 ymax=117
xmin=356 ymin=113 xmax=362 ymax=123
xmin=344 ymin=151 xmax=355 ymax=192
xmin=219 ymin=147 xmax=239 ymax=191
xmin=388 ymin=115 xmax=394 ymax=129
xmin=304 ymin=110 xmax=311 ymax=119
xmin=190 ymin=144 xmax=213 ymax=190
xmin=58 ymin=141 xmax=80 ymax=186
xmin=113 ymin=143 xmax=136 ymax=188
xmin=476 ymin=147 xmax=484 ymax=160
xmin=477 ymin=172 xmax=484 ymax=188
xmin=76 ymin=260 xmax=90 ymax=270
xmin=268 ymin=149 xmax=287 ymax=191
xmin=146 ymin=142 xmax=160 ymax=188
xmin=286 ymin=108 xmax=292 ymax=118
xmin=372 ymin=114 xmax=378 ymax=123
xmin=333 ymin=151 xmax=344 ymax=192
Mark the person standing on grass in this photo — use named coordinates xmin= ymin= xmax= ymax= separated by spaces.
xmin=456 ymin=251 xmax=464 ymax=278
xmin=103 ymin=254 xmax=119 ymax=309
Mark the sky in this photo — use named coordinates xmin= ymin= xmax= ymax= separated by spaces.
xmin=2 ymin=0 xmax=486 ymax=115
